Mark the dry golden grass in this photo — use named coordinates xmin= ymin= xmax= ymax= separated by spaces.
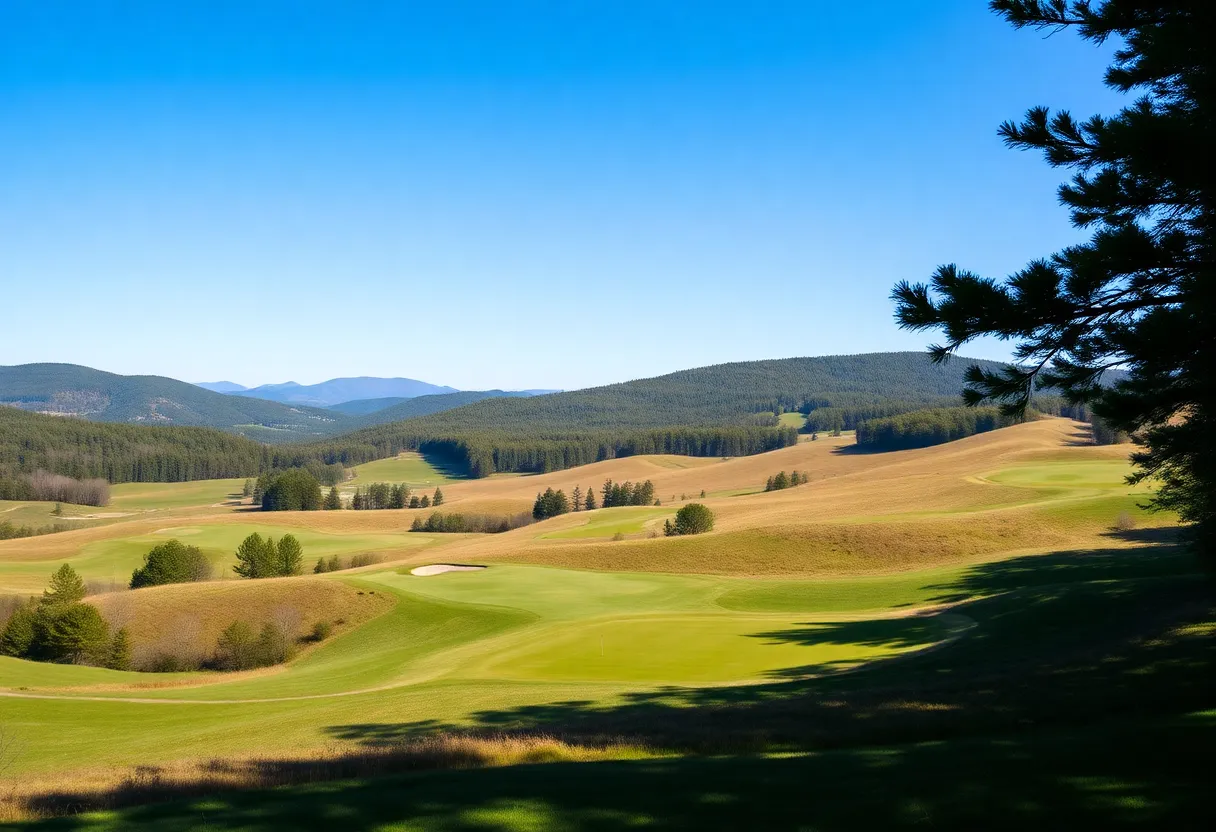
xmin=0 ymin=734 xmax=651 ymax=823
xmin=0 ymin=418 xmax=1142 ymax=580
xmin=91 ymin=576 xmax=393 ymax=660
xmin=413 ymin=419 xmax=1150 ymax=576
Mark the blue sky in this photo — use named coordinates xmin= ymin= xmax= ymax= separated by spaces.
xmin=0 ymin=1 xmax=1121 ymax=390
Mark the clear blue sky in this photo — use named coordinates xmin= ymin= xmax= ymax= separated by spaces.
xmin=0 ymin=1 xmax=1121 ymax=391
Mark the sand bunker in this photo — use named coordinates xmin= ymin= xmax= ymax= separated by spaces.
xmin=410 ymin=564 xmax=487 ymax=577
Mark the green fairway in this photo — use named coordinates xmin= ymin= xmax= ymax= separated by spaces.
xmin=0 ymin=524 xmax=424 ymax=593
xmin=982 ymin=460 xmax=1143 ymax=492
xmin=108 ymin=479 xmax=247 ymax=511
xmin=347 ymin=452 xmax=462 ymax=487
xmin=539 ymin=506 xmax=673 ymax=539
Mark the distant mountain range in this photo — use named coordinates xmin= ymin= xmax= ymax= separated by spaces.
xmin=201 ymin=377 xmax=459 ymax=408
xmin=0 ymin=364 xmax=558 ymax=441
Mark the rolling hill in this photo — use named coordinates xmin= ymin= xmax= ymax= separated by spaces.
xmin=0 ymin=364 xmax=349 ymax=439
xmin=295 ymin=352 xmax=1024 ymax=477
xmin=229 ymin=376 xmax=456 ymax=407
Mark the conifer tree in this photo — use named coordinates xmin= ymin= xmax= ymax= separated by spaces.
xmin=572 ymin=486 xmax=582 ymax=511
xmin=234 ymin=533 xmax=271 ymax=579
xmin=43 ymin=564 xmax=86 ymax=608
xmin=324 ymin=486 xmax=342 ymax=510
xmin=276 ymin=534 xmax=304 ymax=576
xmin=893 ymin=0 xmax=1216 ymax=552
xmin=432 ymin=488 xmax=444 ymax=506
xmin=108 ymin=628 xmax=132 ymax=671
xmin=583 ymin=487 xmax=597 ymax=510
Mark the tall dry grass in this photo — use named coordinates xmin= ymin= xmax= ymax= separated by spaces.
xmin=0 ymin=734 xmax=653 ymax=822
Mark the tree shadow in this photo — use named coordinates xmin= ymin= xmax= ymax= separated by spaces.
xmin=27 ymin=715 xmax=1214 ymax=830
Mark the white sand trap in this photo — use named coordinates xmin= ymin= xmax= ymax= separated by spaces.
xmin=410 ymin=564 xmax=487 ymax=577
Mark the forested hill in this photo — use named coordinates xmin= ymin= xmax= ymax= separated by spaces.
xmin=343 ymin=390 xmax=533 ymax=424
xmin=0 ymin=406 xmax=269 ymax=482
xmin=287 ymin=353 xmax=1015 ymax=477
xmin=0 ymin=363 xmax=350 ymax=440
xmin=351 ymin=352 xmax=1014 ymax=435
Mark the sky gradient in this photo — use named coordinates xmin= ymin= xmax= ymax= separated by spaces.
xmin=0 ymin=1 xmax=1122 ymax=390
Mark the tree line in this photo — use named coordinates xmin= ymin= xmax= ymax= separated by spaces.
xmin=410 ymin=512 xmax=535 ymax=534
xmin=855 ymin=407 xmax=1016 ymax=451
xmin=0 ymin=470 xmax=110 ymax=507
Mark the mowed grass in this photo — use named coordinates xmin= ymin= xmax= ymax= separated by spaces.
xmin=0 ymin=524 xmax=424 ymax=594
xmin=108 ymin=479 xmax=247 ymax=511
xmin=539 ymin=507 xmax=673 ymax=540
xmin=347 ymin=452 xmax=462 ymax=487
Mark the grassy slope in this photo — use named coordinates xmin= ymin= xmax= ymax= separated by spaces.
xmin=0 ymin=524 xmax=426 ymax=594
xmin=2 ymin=418 xmax=1211 ymax=829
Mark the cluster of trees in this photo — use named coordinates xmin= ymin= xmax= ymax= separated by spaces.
xmin=313 ymin=553 xmax=383 ymax=573
xmin=257 ymin=469 xmax=323 ymax=511
xmin=764 ymin=471 xmax=809 ymax=491
xmin=855 ymin=407 xmax=1017 ymax=451
xmin=599 ymin=479 xmax=656 ymax=508
xmin=233 ymin=533 xmax=304 ymax=579
xmin=0 ymin=470 xmax=110 ymax=506
xmin=349 ymin=484 xmax=444 ymax=510
xmin=129 ymin=539 xmax=212 ymax=588
xmin=0 ymin=565 xmax=130 ymax=669
xmin=410 ymin=512 xmax=534 ymax=534
xmin=0 ymin=520 xmax=64 ymax=541
xmin=663 ymin=503 xmax=715 ymax=536
xmin=533 ymin=488 xmax=571 ymax=519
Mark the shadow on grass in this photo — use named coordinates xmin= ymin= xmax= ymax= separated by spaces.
xmin=322 ymin=539 xmax=1215 ymax=755
xmin=23 ymin=716 xmax=1214 ymax=830
xmin=13 ymin=540 xmax=1216 ymax=830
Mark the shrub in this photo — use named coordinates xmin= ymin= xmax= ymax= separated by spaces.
xmin=130 ymin=539 xmax=212 ymax=588
xmin=664 ymin=503 xmax=715 ymax=536
xmin=0 ymin=601 xmax=37 ymax=657
xmin=212 ymin=621 xmax=258 ymax=671
xmin=309 ymin=621 xmax=333 ymax=642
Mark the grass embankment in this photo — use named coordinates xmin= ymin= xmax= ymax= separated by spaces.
xmin=3 ymin=541 xmax=1211 ymax=828
xmin=1 ymin=418 xmax=1209 ymax=827
xmin=0 ymin=524 xmax=423 ymax=594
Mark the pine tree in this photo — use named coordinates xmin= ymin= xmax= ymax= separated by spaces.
xmin=276 ymin=534 xmax=304 ymax=576
xmin=572 ymin=486 xmax=582 ymax=511
xmin=314 ymin=557 xmax=329 ymax=574
xmin=108 ymin=627 xmax=132 ymax=670
xmin=234 ymin=533 xmax=271 ymax=579
xmin=420 ymin=495 xmax=431 ymax=508
xmin=327 ymin=554 xmax=341 ymax=572
xmin=893 ymin=0 xmax=1216 ymax=553
xmin=432 ymin=488 xmax=444 ymax=506
xmin=43 ymin=564 xmax=86 ymax=608
xmin=583 ymin=487 xmax=596 ymax=510
xmin=324 ymin=486 xmax=342 ymax=510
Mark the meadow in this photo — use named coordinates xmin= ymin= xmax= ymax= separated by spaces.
xmin=0 ymin=418 xmax=1210 ymax=828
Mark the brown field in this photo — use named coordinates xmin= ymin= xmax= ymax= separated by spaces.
xmin=91 ymin=577 xmax=393 ymax=662
xmin=0 ymin=418 xmax=1147 ymax=582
